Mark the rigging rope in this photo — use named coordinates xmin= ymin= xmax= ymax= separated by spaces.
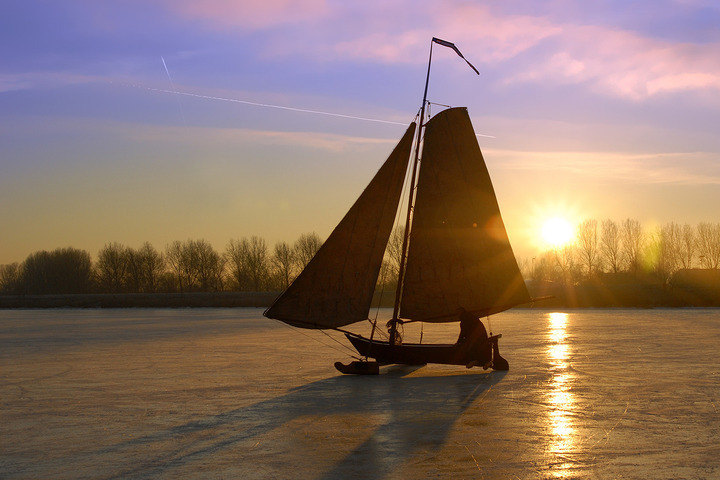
xmin=319 ymin=329 xmax=362 ymax=359
xmin=391 ymin=107 xmax=428 ymax=339
xmin=368 ymin=318 xmax=389 ymax=341
xmin=370 ymin=108 xmax=422 ymax=333
xmin=427 ymin=101 xmax=452 ymax=108
xmin=278 ymin=321 xmax=360 ymax=359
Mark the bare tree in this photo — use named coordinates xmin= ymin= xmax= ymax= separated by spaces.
xmin=553 ymin=244 xmax=579 ymax=284
xmin=697 ymin=222 xmax=720 ymax=269
xmin=20 ymin=248 xmax=93 ymax=294
xmin=678 ymin=223 xmax=696 ymax=269
xmin=651 ymin=223 xmax=681 ymax=284
xmin=272 ymin=241 xmax=295 ymax=289
xmin=96 ymin=243 xmax=129 ymax=293
xmin=0 ymin=263 xmax=20 ymax=294
xmin=576 ymin=219 xmax=600 ymax=275
xmin=600 ymin=219 xmax=621 ymax=273
xmin=376 ymin=258 xmax=393 ymax=288
xmin=157 ymin=271 xmax=178 ymax=293
xmin=165 ymin=241 xmax=186 ymax=292
xmin=620 ymin=218 xmax=644 ymax=274
xmin=226 ymin=236 xmax=269 ymax=291
xmin=664 ymin=222 xmax=682 ymax=272
xmin=225 ymin=238 xmax=244 ymax=290
xmin=384 ymin=226 xmax=404 ymax=280
xmin=179 ymin=241 xmax=201 ymax=290
xmin=165 ymin=240 xmax=223 ymax=292
xmin=125 ymin=243 xmax=165 ymax=293
xmin=136 ymin=242 xmax=165 ymax=292
xmin=530 ymin=250 xmax=565 ymax=281
xmin=125 ymin=248 xmax=142 ymax=293
xmin=294 ymin=232 xmax=322 ymax=270
xmin=195 ymin=240 xmax=225 ymax=291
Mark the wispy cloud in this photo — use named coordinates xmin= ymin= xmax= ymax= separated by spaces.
xmin=164 ymin=0 xmax=329 ymax=29
xmin=162 ymin=0 xmax=720 ymax=100
xmin=267 ymin=4 xmax=561 ymax=67
xmin=122 ymin=123 xmax=396 ymax=152
xmin=508 ymin=24 xmax=720 ymax=99
xmin=0 ymin=72 xmax=104 ymax=92
xmin=487 ymin=149 xmax=720 ymax=185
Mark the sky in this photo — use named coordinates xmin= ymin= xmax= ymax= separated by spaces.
xmin=1 ymin=0 xmax=720 ymax=264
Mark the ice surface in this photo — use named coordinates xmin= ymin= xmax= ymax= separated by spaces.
xmin=1 ymin=308 xmax=719 ymax=479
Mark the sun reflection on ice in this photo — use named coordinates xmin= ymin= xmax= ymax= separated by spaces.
xmin=548 ymin=343 xmax=568 ymax=362
xmin=548 ymin=312 xmax=568 ymax=346
xmin=545 ymin=312 xmax=576 ymax=477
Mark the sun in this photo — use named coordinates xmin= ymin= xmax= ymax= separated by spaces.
xmin=541 ymin=217 xmax=574 ymax=248
xmin=526 ymin=200 xmax=581 ymax=251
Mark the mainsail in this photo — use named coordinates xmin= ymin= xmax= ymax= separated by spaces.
xmin=399 ymin=107 xmax=530 ymax=322
xmin=264 ymin=123 xmax=416 ymax=329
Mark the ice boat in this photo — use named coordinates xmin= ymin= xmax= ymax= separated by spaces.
xmin=264 ymin=38 xmax=537 ymax=374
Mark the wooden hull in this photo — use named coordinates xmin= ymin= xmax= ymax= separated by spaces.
xmin=345 ymin=333 xmax=508 ymax=369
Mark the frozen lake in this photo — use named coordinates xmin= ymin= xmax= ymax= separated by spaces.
xmin=1 ymin=308 xmax=719 ymax=479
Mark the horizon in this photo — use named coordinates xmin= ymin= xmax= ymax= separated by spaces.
xmin=2 ymin=1 xmax=720 ymax=264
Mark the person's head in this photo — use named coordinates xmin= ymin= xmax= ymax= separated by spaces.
xmin=455 ymin=306 xmax=466 ymax=316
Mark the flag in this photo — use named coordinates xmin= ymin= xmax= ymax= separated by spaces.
xmin=432 ymin=37 xmax=480 ymax=75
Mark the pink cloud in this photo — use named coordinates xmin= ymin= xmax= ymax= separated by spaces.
xmin=165 ymin=0 xmax=329 ymax=29
xmin=333 ymin=5 xmax=560 ymax=65
xmin=335 ymin=31 xmax=428 ymax=64
xmin=159 ymin=0 xmax=720 ymax=100
xmin=509 ymin=24 xmax=720 ymax=99
xmin=432 ymin=4 xmax=562 ymax=63
xmin=310 ymin=3 xmax=720 ymax=100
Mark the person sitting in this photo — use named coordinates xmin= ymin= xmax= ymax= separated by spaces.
xmin=386 ymin=319 xmax=402 ymax=346
xmin=455 ymin=307 xmax=491 ymax=368
xmin=456 ymin=307 xmax=488 ymax=344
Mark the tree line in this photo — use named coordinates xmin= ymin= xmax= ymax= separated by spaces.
xmin=2 ymin=220 xmax=719 ymax=296
xmin=0 ymin=234 xmax=323 ymax=295
xmin=528 ymin=219 xmax=720 ymax=285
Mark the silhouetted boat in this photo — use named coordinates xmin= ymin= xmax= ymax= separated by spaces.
xmin=264 ymin=38 xmax=535 ymax=374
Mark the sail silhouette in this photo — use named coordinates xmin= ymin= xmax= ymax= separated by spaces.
xmin=264 ymin=123 xmax=416 ymax=328
xmin=399 ymin=107 xmax=530 ymax=322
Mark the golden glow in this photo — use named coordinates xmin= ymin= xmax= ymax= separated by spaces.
xmin=524 ymin=200 xmax=582 ymax=253
xmin=548 ymin=311 xmax=568 ymax=329
xmin=548 ymin=311 xmax=568 ymax=344
xmin=541 ymin=217 xmax=575 ymax=248
xmin=548 ymin=343 xmax=568 ymax=362
xmin=546 ymin=312 xmax=576 ymax=476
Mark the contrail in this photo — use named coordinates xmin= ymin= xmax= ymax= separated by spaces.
xmin=142 ymin=83 xmax=408 ymax=125
xmin=160 ymin=56 xmax=187 ymax=126
xmin=160 ymin=56 xmax=171 ymax=84
xmin=125 ymin=80 xmax=497 ymax=138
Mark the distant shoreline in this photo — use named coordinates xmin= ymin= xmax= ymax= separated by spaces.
xmin=1 ymin=287 xmax=718 ymax=309
xmin=0 ymin=292 xmax=280 ymax=309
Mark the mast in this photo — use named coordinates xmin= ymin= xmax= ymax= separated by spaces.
xmin=389 ymin=39 xmax=433 ymax=338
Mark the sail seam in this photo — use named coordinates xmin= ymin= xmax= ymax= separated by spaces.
xmin=444 ymin=111 xmax=476 ymax=312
